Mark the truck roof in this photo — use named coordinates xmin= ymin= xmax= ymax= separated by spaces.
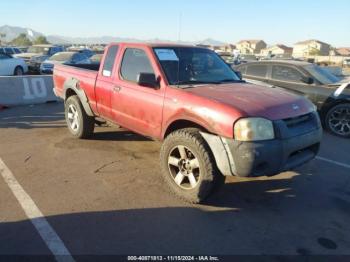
xmin=247 ymin=60 xmax=312 ymax=67
xmin=108 ymin=42 xmax=197 ymax=48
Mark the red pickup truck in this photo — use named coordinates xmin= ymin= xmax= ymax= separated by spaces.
xmin=53 ymin=43 xmax=322 ymax=203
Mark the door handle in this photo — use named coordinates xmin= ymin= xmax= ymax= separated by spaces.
xmin=113 ymin=86 xmax=122 ymax=92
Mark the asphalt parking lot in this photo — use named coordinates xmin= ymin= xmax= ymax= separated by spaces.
xmin=0 ymin=102 xmax=350 ymax=257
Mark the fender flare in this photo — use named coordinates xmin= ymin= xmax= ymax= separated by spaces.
xmin=200 ymin=132 xmax=236 ymax=177
xmin=63 ymin=78 xmax=94 ymax=117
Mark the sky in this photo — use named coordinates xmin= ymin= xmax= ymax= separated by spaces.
xmin=0 ymin=0 xmax=349 ymax=47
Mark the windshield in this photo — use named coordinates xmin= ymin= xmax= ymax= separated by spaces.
xmin=27 ymin=46 xmax=50 ymax=55
xmin=304 ymin=64 xmax=340 ymax=85
xmin=153 ymin=47 xmax=240 ymax=86
xmin=49 ymin=52 xmax=73 ymax=62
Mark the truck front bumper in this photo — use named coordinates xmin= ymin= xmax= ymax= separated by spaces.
xmin=223 ymin=127 xmax=322 ymax=177
xmin=202 ymin=111 xmax=322 ymax=177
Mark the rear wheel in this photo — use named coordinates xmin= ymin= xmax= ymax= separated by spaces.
xmin=325 ymin=103 xmax=350 ymax=138
xmin=65 ymin=95 xmax=95 ymax=139
xmin=160 ymin=128 xmax=225 ymax=203
xmin=14 ymin=66 xmax=24 ymax=76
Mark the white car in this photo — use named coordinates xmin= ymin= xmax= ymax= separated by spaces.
xmin=0 ymin=53 xmax=28 ymax=76
xmin=40 ymin=51 xmax=91 ymax=74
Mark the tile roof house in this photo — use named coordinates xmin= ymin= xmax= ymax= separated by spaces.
xmin=260 ymin=44 xmax=293 ymax=56
xmin=336 ymin=47 xmax=350 ymax=56
xmin=236 ymin=40 xmax=267 ymax=54
xmin=293 ymin=39 xmax=331 ymax=57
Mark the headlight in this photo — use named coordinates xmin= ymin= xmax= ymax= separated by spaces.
xmin=234 ymin=118 xmax=274 ymax=141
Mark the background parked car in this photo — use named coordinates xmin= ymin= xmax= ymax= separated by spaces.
xmin=66 ymin=47 xmax=95 ymax=58
xmin=0 ymin=53 xmax=28 ymax=76
xmin=0 ymin=47 xmax=22 ymax=56
xmin=235 ymin=60 xmax=350 ymax=137
xmin=14 ymin=44 xmax=64 ymax=73
xmin=216 ymin=51 xmax=236 ymax=66
xmin=240 ymin=54 xmax=258 ymax=63
xmin=89 ymin=53 xmax=103 ymax=64
xmin=343 ymin=59 xmax=350 ymax=68
xmin=40 ymin=51 xmax=91 ymax=74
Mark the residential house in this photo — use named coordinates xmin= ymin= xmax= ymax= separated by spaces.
xmin=293 ymin=39 xmax=331 ymax=57
xmin=260 ymin=44 xmax=293 ymax=56
xmin=236 ymin=40 xmax=267 ymax=54
xmin=336 ymin=47 xmax=350 ymax=56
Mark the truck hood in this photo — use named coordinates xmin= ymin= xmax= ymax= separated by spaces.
xmin=14 ymin=53 xmax=40 ymax=59
xmin=185 ymin=83 xmax=315 ymax=120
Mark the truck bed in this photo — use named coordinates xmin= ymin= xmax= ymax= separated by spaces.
xmin=64 ymin=63 xmax=100 ymax=71
xmin=53 ymin=63 xmax=99 ymax=114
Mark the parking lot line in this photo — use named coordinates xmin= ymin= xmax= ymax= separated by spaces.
xmin=316 ymin=156 xmax=350 ymax=169
xmin=0 ymin=158 xmax=74 ymax=261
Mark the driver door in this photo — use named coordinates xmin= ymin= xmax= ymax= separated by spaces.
xmin=111 ymin=47 xmax=165 ymax=138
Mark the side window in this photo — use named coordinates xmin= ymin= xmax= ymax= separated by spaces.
xmin=0 ymin=54 xmax=10 ymax=59
xmin=121 ymin=48 xmax=155 ymax=83
xmin=5 ymin=48 xmax=14 ymax=55
xmin=246 ymin=65 xmax=267 ymax=78
xmin=272 ymin=65 xmax=303 ymax=83
xmin=102 ymin=45 xmax=119 ymax=77
xmin=14 ymin=48 xmax=21 ymax=54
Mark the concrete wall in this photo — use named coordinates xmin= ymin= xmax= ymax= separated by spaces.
xmin=0 ymin=75 xmax=60 ymax=107
xmin=306 ymin=55 xmax=350 ymax=65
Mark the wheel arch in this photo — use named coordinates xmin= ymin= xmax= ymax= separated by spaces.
xmin=63 ymin=78 xmax=94 ymax=117
xmin=320 ymin=98 xmax=350 ymax=120
xmin=13 ymin=65 xmax=23 ymax=75
xmin=162 ymin=119 xmax=235 ymax=177
xmin=162 ymin=119 xmax=211 ymax=139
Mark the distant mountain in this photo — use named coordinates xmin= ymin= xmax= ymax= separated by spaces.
xmin=0 ymin=25 xmax=228 ymax=46
xmin=197 ymin=38 xmax=227 ymax=46
xmin=46 ymin=35 xmax=142 ymax=45
xmin=0 ymin=25 xmax=43 ymax=42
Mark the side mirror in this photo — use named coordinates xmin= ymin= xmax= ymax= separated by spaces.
xmin=137 ymin=73 xmax=159 ymax=88
xmin=301 ymin=76 xmax=314 ymax=85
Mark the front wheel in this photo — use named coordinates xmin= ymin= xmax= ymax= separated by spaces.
xmin=65 ymin=95 xmax=95 ymax=139
xmin=14 ymin=66 xmax=24 ymax=76
xmin=160 ymin=128 xmax=225 ymax=203
xmin=325 ymin=103 xmax=350 ymax=138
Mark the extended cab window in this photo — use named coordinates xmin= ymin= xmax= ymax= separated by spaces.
xmin=246 ymin=64 xmax=267 ymax=78
xmin=121 ymin=48 xmax=154 ymax=82
xmin=272 ymin=65 xmax=303 ymax=83
xmin=102 ymin=45 xmax=119 ymax=77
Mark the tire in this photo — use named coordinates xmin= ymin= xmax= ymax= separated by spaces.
xmin=325 ymin=103 xmax=350 ymax=138
xmin=14 ymin=66 xmax=24 ymax=76
xmin=65 ymin=95 xmax=95 ymax=139
xmin=160 ymin=128 xmax=225 ymax=203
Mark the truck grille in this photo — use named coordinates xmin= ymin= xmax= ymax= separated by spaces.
xmin=274 ymin=112 xmax=319 ymax=139
xmin=283 ymin=113 xmax=312 ymax=128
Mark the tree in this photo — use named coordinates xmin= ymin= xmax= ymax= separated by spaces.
xmin=0 ymin=33 xmax=6 ymax=45
xmin=11 ymin=33 xmax=32 ymax=46
xmin=33 ymin=36 xmax=50 ymax=45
